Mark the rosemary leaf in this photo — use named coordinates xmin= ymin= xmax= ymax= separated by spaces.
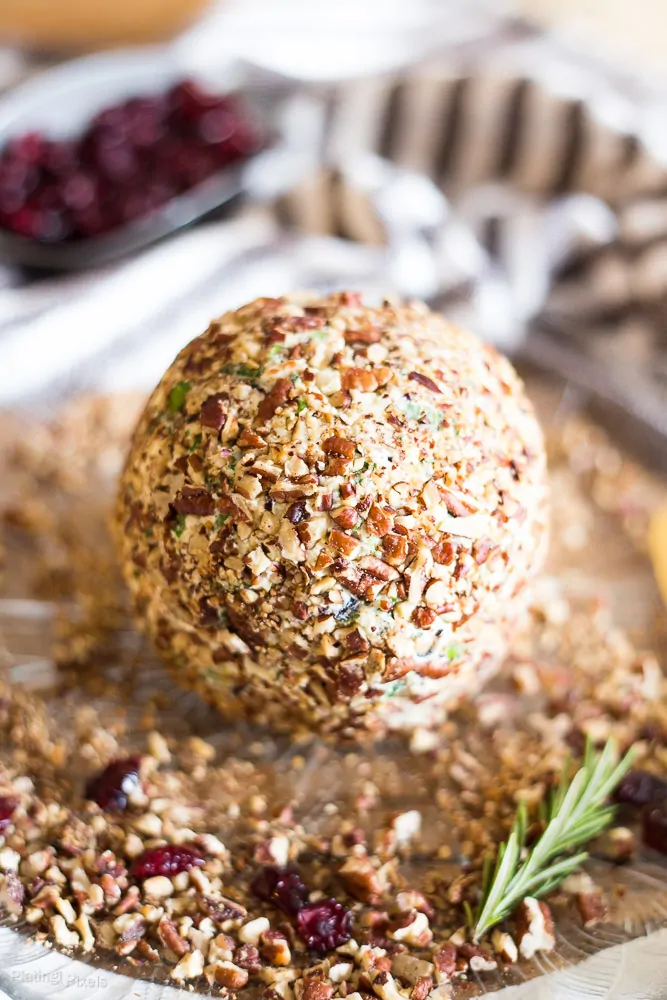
xmin=473 ymin=738 xmax=634 ymax=940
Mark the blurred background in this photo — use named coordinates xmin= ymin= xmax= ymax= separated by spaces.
xmin=0 ymin=0 xmax=665 ymax=470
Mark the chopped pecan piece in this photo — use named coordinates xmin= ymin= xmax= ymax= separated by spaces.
xmin=440 ymin=488 xmax=477 ymax=518
xmin=173 ymin=487 xmax=216 ymax=517
xmin=197 ymin=894 xmax=247 ymax=924
xmin=411 ymin=976 xmax=433 ymax=1000
xmin=329 ymin=530 xmax=360 ymax=557
xmin=329 ymin=390 xmax=351 ymax=409
xmin=260 ymin=929 xmax=291 ymax=966
xmin=200 ymin=393 xmax=227 ymax=431
xmin=343 ymin=325 xmax=382 ymax=345
xmin=514 ymin=898 xmax=555 ymax=959
xmin=345 ymin=629 xmax=370 ymax=653
xmin=472 ymin=537 xmax=494 ymax=564
xmin=433 ymin=942 xmax=457 ymax=982
xmin=237 ymin=428 xmax=267 ymax=449
xmin=576 ymin=891 xmax=607 ymax=927
xmin=382 ymin=533 xmax=408 ymax=565
xmin=257 ymin=378 xmax=292 ymax=422
xmin=432 ymin=540 xmax=455 ymax=565
xmin=302 ymin=979 xmax=334 ymax=1000
xmin=0 ymin=872 xmax=24 ymax=915
xmin=270 ymin=487 xmax=307 ymax=502
xmin=367 ymin=503 xmax=394 ymax=537
xmin=322 ymin=436 xmax=355 ymax=459
xmin=342 ymin=367 xmax=379 ymax=392
xmin=336 ymin=659 xmax=366 ymax=698
xmin=395 ymin=890 xmax=434 ymax=919
xmin=338 ymin=856 xmax=382 ymax=902
xmin=332 ymin=507 xmax=359 ymax=530
xmin=457 ymin=943 xmax=497 ymax=973
xmin=214 ymin=962 xmax=249 ymax=989
xmin=136 ymin=939 xmax=160 ymax=963
xmin=157 ymin=917 xmax=190 ymax=957
xmin=285 ymin=501 xmax=309 ymax=525
xmin=285 ymin=315 xmax=324 ymax=332
xmin=408 ymin=372 xmax=442 ymax=394
xmin=326 ymin=457 xmax=352 ymax=476
xmin=235 ymin=943 xmax=261 ymax=974
xmin=293 ymin=601 xmax=309 ymax=620
xmin=359 ymin=556 xmax=399 ymax=581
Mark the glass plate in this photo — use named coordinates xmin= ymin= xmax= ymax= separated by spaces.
xmin=0 ymin=376 xmax=665 ymax=1000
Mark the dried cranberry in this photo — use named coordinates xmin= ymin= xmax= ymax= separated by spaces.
xmin=6 ymin=132 xmax=46 ymax=165
xmin=85 ymin=756 xmax=142 ymax=812
xmin=60 ymin=173 xmax=96 ymax=212
xmin=199 ymin=105 xmax=237 ymax=145
xmin=251 ymin=865 xmax=309 ymax=916
xmin=614 ymin=770 xmax=667 ymax=808
xmin=643 ymin=804 xmax=667 ymax=854
xmin=168 ymin=79 xmax=220 ymax=122
xmin=0 ymin=796 xmax=18 ymax=830
xmin=296 ymin=899 xmax=353 ymax=953
xmin=131 ymin=844 xmax=204 ymax=879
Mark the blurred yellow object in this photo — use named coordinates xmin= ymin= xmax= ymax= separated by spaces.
xmin=508 ymin=0 xmax=667 ymax=76
xmin=649 ymin=503 xmax=667 ymax=608
xmin=0 ymin=0 xmax=212 ymax=50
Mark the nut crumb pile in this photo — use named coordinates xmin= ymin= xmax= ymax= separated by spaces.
xmin=0 ymin=384 xmax=665 ymax=997
xmin=116 ymin=293 xmax=548 ymax=740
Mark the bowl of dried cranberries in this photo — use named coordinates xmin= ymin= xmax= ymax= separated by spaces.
xmin=0 ymin=50 xmax=269 ymax=269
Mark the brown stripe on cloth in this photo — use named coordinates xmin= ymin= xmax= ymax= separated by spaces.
xmin=377 ymin=80 xmax=408 ymax=163
xmin=551 ymin=99 xmax=587 ymax=194
xmin=434 ymin=76 xmax=470 ymax=186
xmin=496 ymin=78 xmax=531 ymax=179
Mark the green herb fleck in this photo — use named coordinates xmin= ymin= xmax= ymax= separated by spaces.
xmin=446 ymin=642 xmax=464 ymax=662
xmin=143 ymin=526 xmax=154 ymax=538
xmin=172 ymin=514 xmax=187 ymax=537
xmin=384 ymin=680 xmax=407 ymax=698
xmin=189 ymin=433 xmax=202 ymax=453
xmin=400 ymin=399 xmax=445 ymax=428
xmin=268 ymin=344 xmax=285 ymax=360
xmin=312 ymin=329 xmax=329 ymax=342
xmin=296 ymin=399 xmax=308 ymax=414
xmin=167 ymin=381 xmax=191 ymax=413
xmin=214 ymin=513 xmax=230 ymax=531
xmin=222 ymin=362 xmax=263 ymax=383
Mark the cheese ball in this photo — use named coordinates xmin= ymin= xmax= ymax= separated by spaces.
xmin=116 ymin=292 xmax=548 ymax=739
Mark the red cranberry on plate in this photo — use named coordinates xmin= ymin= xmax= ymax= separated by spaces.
xmin=130 ymin=843 xmax=205 ymax=879
xmin=0 ymin=795 xmax=18 ymax=830
xmin=642 ymin=804 xmax=667 ymax=855
xmin=296 ymin=899 xmax=353 ymax=954
xmin=614 ymin=769 xmax=667 ymax=808
xmin=251 ymin=865 xmax=309 ymax=917
xmin=85 ymin=756 xmax=142 ymax=812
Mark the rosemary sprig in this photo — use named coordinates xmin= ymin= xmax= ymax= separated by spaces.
xmin=473 ymin=738 xmax=634 ymax=940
